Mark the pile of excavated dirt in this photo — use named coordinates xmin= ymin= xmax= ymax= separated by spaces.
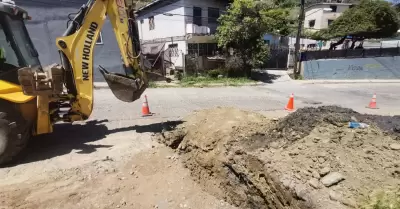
xmin=156 ymin=106 xmax=400 ymax=209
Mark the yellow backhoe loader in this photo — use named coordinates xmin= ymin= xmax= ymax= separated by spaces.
xmin=0 ymin=0 xmax=153 ymax=165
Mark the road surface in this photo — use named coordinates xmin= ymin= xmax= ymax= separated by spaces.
xmin=0 ymin=77 xmax=399 ymax=208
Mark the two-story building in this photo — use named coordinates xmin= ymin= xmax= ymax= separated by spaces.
xmin=304 ymin=0 xmax=356 ymax=31
xmin=135 ymin=0 xmax=230 ymax=70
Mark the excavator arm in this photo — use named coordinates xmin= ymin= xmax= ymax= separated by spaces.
xmin=16 ymin=0 xmax=153 ymax=134
xmin=56 ymin=0 xmax=148 ymax=119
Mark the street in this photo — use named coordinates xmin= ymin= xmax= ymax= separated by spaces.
xmin=0 ymin=79 xmax=399 ymax=209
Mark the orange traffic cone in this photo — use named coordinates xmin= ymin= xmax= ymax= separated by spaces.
xmin=142 ymin=95 xmax=152 ymax=117
xmin=285 ymin=93 xmax=295 ymax=111
xmin=366 ymin=93 xmax=378 ymax=109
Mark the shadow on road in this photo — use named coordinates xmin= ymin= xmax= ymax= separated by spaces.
xmin=4 ymin=119 xmax=183 ymax=167
xmin=251 ymin=70 xmax=282 ymax=84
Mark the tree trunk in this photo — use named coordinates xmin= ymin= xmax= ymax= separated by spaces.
xmin=329 ymin=36 xmax=347 ymax=50
xmin=241 ymin=55 xmax=251 ymax=78
xmin=350 ymin=41 xmax=357 ymax=49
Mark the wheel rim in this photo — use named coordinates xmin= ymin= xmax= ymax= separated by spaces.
xmin=0 ymin=119 xmax=10 ymax=154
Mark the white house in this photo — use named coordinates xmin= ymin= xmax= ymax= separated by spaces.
xmin=135 ymin=0 xmax=230 ymax=69
xmin=304 ymin=0 xmax=356 ymax=31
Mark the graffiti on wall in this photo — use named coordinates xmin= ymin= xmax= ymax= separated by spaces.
xmin=303 ymin=57 xmax=400 ymax=80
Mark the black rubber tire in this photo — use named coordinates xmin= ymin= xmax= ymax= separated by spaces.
xmin=0 ymin=111 xmax=31 ymax=165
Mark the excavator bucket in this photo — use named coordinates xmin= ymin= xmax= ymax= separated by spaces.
xmin=98 ymin=66 xmax=147 ymax=103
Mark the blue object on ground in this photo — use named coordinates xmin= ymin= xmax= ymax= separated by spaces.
xmin=348 ymin=122 xmax=369 ymax=129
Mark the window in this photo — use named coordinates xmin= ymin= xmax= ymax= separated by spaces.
xmin=193 ymin=7 xmax=202 ymax=26
xmin=188 ymin=43 xmax=219 ymax=56
xmin=96 ymin=32 xmax=103 ymax=45
xmin=328 ymin=19 xmax=334 ymax=26
xmin=329 ymin=5 xmax=337 ymax=12
xmin=168 ymin=44 xmax=179 ymax=57
xmin=308 ymin=20 xmax=315 ymax=28
xmin=208 ymin=7 xmax=220 ymax=24
xmin=149 ymin=16 xmax=155 ymax=30
xmin=0 ymin=13 xmax=40 ymax=72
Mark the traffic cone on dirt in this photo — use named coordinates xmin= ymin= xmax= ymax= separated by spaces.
xmin=285 ymin=93 xmax=295 ymax=111
xmin=366 ymin=93 xmax=378 ymax=109
xmin=141 ymin=95 xmax=152 ymax=117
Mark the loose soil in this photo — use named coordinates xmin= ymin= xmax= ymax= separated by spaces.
xmin=0 ymin=146 xmax=236 ymax=209
xmin=157 ymin=106 xmax=400 ymax=209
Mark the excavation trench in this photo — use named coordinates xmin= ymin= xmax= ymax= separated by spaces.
xmin=155 ymin=106 xmax=400 ymax=209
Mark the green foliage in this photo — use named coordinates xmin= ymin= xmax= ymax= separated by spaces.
xmin=312 ymin=0 xmax=399 ymax=40
xmin=207 ymin=69 xmax=223 ymax=78
xmin=361 ymin=189 xmax=400 ymax=209
xmin=216 ymin=0 xmax=296 ymax=76
xmin=180 ymin=76 xmax=254 ymax=87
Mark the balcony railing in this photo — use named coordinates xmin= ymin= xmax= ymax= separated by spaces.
xmin=186 ymin=23 xmax=212 ymax=35
xmin=305 ymin=0 xmax=358 ymax=6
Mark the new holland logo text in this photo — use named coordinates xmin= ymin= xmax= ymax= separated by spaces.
xmin=82 ymin=22 xmax=98 ymax=81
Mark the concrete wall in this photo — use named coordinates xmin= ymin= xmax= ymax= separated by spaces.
xmin=303 ymin=56 xmax=400 ymax=80
xmin=17 ymin=0 xmax=125 ymax=82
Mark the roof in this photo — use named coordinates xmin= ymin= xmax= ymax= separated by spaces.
xmin=136 ymin=0 xmax=162 ymax=11
xmin=135 ymin=0 xmax=231 ymax=16
xmin=135 ymin=0 xmax=180 ymax=16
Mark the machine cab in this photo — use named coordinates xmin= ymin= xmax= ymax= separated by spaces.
xmin=0 ymin=0 xmax=41 ymax=85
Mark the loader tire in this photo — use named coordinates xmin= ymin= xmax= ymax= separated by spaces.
xmin=0 ymin=111 xmax=31 ymax=166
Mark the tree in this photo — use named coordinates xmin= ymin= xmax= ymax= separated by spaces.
xmin=216 ymin=0 xmax=296 ymax=77
xmin=311 ymin=0 xmax=399 ymax=50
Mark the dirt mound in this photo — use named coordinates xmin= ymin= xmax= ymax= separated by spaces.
xmin=156 ymin=106 xmax=400 ymax=209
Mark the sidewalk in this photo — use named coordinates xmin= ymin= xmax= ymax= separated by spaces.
xmin=93 ymin=81 xmax=266 ymax=89
xmin=93 ymin=70 xmax=400 ymax=89
xmin=298 ymin=79 xmax=400 ymax=84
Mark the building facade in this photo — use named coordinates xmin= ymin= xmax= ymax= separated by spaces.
xmin=135 ymin=0 xmax=230 ymax=69
xmin=304 ymin=0 xmax=355 ymax=31
xmin=16 ymin=0 xmax=128 ymax=82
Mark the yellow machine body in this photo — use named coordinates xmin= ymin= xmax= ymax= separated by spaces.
xmin=33 ymin=0 xmax=146 ymax=135
xmin=0 ymin=80 xmax=35 ymax=104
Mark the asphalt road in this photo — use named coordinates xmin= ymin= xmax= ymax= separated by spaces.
xmin=92 ymin=79 xmax=400 ymax=122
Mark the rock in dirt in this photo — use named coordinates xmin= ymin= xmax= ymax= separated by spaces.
xmin=319 ymin=167 xmax=331 ymax=177
xmin=329 ymin=191 xmax=357 ymax=208
xmin=309 ymin=178 xmax=321 ymax=189
xmin=389 ymin=143 xmax=400 ymax=150
xmin=329 ymin=191 xmax=342 ymax=202
xmin=295 ymin=184 xmax=310 ymax=201
xmin=321 ymin=172 xmax=345 ymax=187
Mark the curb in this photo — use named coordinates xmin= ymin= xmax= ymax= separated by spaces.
xmin=94 ymin=82 xmax=266 ymax=89
xmin=298 ymin=80 xmax=400 ymax=84
xmin=94 ymin=82 xmax=110 ymax=89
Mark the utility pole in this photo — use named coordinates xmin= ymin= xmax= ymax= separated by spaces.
xmin=293 ymin=0 xmax=305 ymax=77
